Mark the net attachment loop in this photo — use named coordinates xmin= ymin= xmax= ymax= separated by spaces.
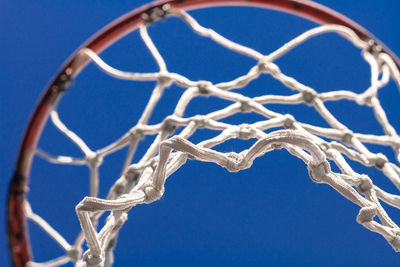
xmin=141 ymin=4 xmax=171 ymax=24
xmin=50 ymin=72 xmax=72 ymax=95
xmin=367 ymin=39 xmax=384 ymax=58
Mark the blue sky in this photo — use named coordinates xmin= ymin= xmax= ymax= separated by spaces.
xmin=2 ymin=1 xmax=400 ymax=266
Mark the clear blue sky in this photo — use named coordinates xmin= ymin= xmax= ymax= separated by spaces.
xmin=2 ymin=1 xmax=400 ymax=266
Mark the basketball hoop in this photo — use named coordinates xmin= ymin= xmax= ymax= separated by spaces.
xmin=8 ymin=1 xmax=400 ymax=266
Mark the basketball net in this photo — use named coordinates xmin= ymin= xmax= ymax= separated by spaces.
xmin=22 ymin=6 xmax=400 ymax=267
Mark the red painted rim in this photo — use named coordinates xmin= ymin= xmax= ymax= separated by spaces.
xmin=7 ymin=0 xmax=400 ymax=266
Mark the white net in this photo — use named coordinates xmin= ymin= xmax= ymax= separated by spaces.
xmin=25 ymin=6 xmax=400 ymax=267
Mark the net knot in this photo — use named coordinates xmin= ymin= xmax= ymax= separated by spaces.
xmin=106 ymin=237 xmax=117 ymax=251
xmin=237 ymin=124 xmax=256 ymax=140
xmin=86 ymin=152 xmax=103 ymax=168
xmin=197 ymin=80 xmax=213 ymax=95
xmin=82 ymin=251 xmax=104 ymax=267
xmin=193 ymin=115 xmax=208 ymax=128
xmin=319 ymin=142 xmax=331 ymax=153
xmin=158 ymin=74 xmax=173 ymax=87
xmin=162 ymin=118 xmax=177 ymax=135
xmin=257 ymin=59 xmax=279 ymax=75
xmin=341 ymin=130 xmax=354 ymax=146
xmin=240 ymin=100 xmax=252 ymax=113
xmin=356 ymin=175 xmax=373 ymax=194
xmin=283 ymin=114 xmax=296 ymax=129
xmin=124 ymin=168 xmax=140 ymax=183
xmin=130 ymin=127 xmax=145 ymax=139
xmin=355 ymin=93 xmax=374 ymax=107
xmin=374 ymin=153 xmax=388 ymax=169
xmin=67 ymin=247 xmax=82 ymax=262
xmin=356 ymin=205 xmax=377 ymax=224
xmin=112 ymin=180 xmax=126 ymax=196
xmin=225 ymin=152 xmax=244 ymax=173
xmin=307 ymin=160 xmax=331 ymax=183
xmin=301 ymin=88 xmax=317 ymax=105
xmin=144 ymin=185 xmax=164 ymax=204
